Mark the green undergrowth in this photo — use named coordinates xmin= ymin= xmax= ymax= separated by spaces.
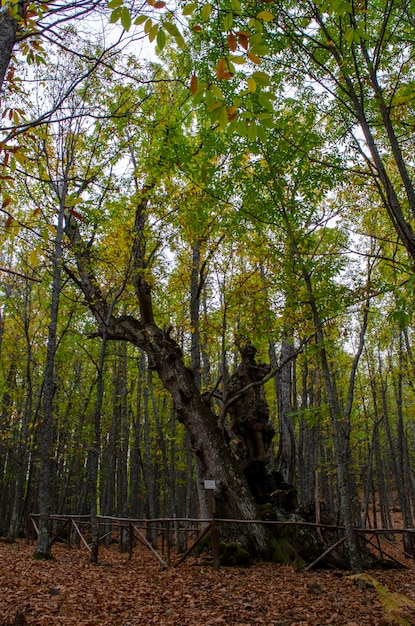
xmin=351 ymin=574 xmax=415 ymax=626
xmin=219 ymin=542 xmax=252 ymax=567
xmin=268 ymin=535 xmax=305 ymax=567
xmin=193 ymin=528 xmax=306 ymax=567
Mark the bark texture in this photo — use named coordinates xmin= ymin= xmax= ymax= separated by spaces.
xmin=0 ymin=7 xmax=17 ymax=92
xmin=64 ymin=194 xmax=269 ymax=557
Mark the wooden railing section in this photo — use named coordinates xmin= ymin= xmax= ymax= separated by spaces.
xmin=28 ymin=514 xmax=415 ymax=570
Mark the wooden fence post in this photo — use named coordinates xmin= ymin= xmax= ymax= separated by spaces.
xmin=211 ymin=519 xmax=220 ymax=569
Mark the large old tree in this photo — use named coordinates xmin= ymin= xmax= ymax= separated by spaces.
xmin=64 ymin=189 xmax=272 ymax=556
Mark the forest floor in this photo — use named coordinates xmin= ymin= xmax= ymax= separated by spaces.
xmin=0 ymin=537 xmax=414 ymax=626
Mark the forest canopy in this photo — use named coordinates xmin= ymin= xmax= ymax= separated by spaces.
xmin=0 ymin=0 xmax=415 ymax=570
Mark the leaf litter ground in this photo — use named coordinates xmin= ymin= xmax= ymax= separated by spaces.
xmin=0 ymin=539 xmax=414 ymax=625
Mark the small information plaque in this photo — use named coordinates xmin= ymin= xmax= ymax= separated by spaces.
xmin=204 ymin=479 xmax=216 ymax=490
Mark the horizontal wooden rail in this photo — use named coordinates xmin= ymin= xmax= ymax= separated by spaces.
xmin=28 ymin=513 xmax=415 ymax=570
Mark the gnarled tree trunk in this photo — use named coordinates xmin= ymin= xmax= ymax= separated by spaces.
xmin=64 ymin=190 xmax=269 ymax=557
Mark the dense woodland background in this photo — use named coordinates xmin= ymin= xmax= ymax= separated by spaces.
xmin=1 ymin=0 xmax=415 ymax=566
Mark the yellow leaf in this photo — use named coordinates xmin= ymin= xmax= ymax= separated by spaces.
xmin=29 ymin=249 xmax=39 ymax=268
xmin=247 ymin=76 xmax=257 ymax=92
xmin=149 ymin=23 xmax=158 ymax=42
xmin=257 ymin=10 xmax=274 ymax=21
xmin=207 ymin=101 xmax=222 ymax=112
xmin=201 ymin=3 xmax=212 ymax=20
xmin=230 ymin=55 xmax=246 ymax=64
xmin=247 ymin=50 xmax=261 ymax=64
xmin=144 ymin=18 xmax=152 ymax=34
xmin=218 ymin=105 xmax=228 ymax=129
xmin=210 ymin=84 xmax=224 ymax=99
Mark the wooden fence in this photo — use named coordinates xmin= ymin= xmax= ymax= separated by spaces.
xmin=28 ymin=513 xmax=415 ymax=571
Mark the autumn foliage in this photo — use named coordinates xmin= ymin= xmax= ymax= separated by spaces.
xmin=0 ymin=540 xmax=414 ymax=625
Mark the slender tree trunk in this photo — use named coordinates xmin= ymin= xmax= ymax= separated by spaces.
xmin=8 ymin=302 xmax=34 ymax=540
xmin=115 ymin=342 xmax=129 ymax=551
xmin=373 ymin=420 xmax=393 ymax=532
xmin=279 ymin=206 xmax=367 ymax=570
xmin=392 ymin=333 xmax=414 ymax=552
xmin=129 ymin=364 xmax=144 ymax=519
xmin=148 ymin=372 xmax=170 ymax=517
xmin=298 ymin=362 xmax=320 ymax=505
xmin=271 ymin=339 xmax=296 ymax=483
xmin=190 ymin=241 xmax=210 ymax=520
xmin=142 ymin=355 xmax=157 ymax=544
xmin=35 ymin=193 xmax=65 ymax=558
xmin=89 ymin=334 xmax=107 ymax=563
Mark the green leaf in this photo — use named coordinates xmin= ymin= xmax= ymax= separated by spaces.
xmin=218 ymin=105 xmax=228 ymax=129
xmin=256 ymin=125 xmax=267 ymax=142
xmin=182 ymin=3 xmax=198 ymax=16
xmin=29 ymin=249 xmax=39 ymax=268
xmin=193 ymin=83 xmax=207 ymax=104
xmin=236 ymin=120 xmax=248 ymax=137
xmin=120 ymin=6 xmax=131 ymax=31
xmin=164 ymin=22 xmax=179 ymax=36
xmin=163 ymin=21 xmax=186 ymax=48
xmin=35 ymin=54 xmax=46 ymax=66
xmin=223 ymin=11 xmax=233 ymax=31
xmin=156 ymin=28 xmax=166 ymax=50
xmin=149 ymin=23 xmax=159 ymax=42
xmin=355 ymin=26 xmax=370 ymax=40
xmin=201 ymin=3 xmax=212 ymax=21
xmin=252 ymin=71 xmax=270 ymax=86
xmin=107 ymin=0 xmax=123 ymax=7
xmin=175 ymin=33 xmax=186 ymax=49
xmin=110 ymin=7 xmax=122 ymax=23
xmin=247 ymin=121 xmax=257 ymax=141
xmin=344 ymin=27 xmax=355 ymax=44
xmin=134 ymin=15 xmax=148 ymax=25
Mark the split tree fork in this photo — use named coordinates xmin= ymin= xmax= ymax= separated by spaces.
xmin=64 ymin=184 xmax=272 ymax=557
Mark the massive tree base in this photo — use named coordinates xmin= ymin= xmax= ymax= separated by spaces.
xmin=197 ymin=497 xmax=390 ymax=570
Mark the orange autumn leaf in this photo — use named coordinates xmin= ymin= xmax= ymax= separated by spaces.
xmin=190 ymin=74 xmax=198 ymax=94
xmin=70 ymin=209 xmax=85 ymax=222
xmin=237 ymin=32 xmax=250 ymax=50
xmin=227 ymin=106 xmax=238 ymax=120
xmin=216 ymin=57 xmax=233 ymax=79
xmin=227 ymin=33 xmax=237 ymax=51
